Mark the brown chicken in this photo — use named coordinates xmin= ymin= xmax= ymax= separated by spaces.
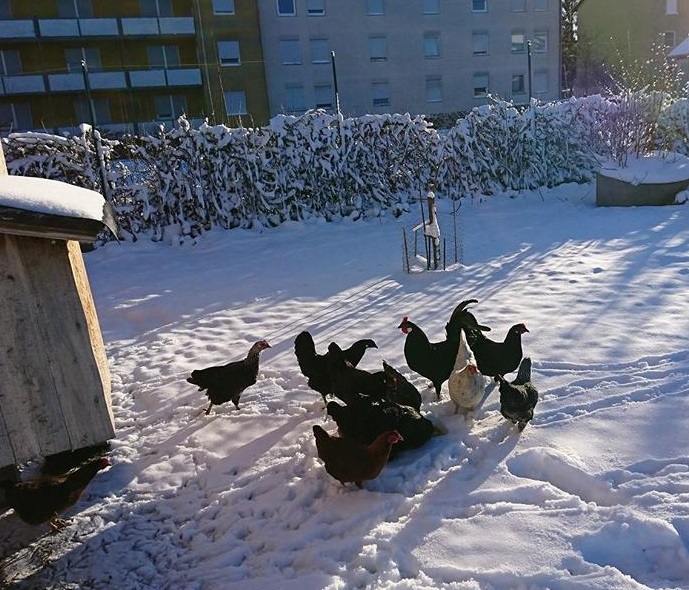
xmin=187 ymin=339 xmax=271 ymax=414
xmin=312 ymin=425 xmax=402 ymax=488
xmin=0 ymin=456 xmax=110 ymax=532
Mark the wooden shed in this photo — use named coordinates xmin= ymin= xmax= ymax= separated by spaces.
xmin=0 ymin=152 xmax=117 ymax=472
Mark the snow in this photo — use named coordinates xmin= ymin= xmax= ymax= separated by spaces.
xmin=0 ymin=175 xmax=106 ymax=221
xmin=3 ymin=181 xmax=689 ymax=590
xmin=599 ymin=151 xmax=689 ymax=184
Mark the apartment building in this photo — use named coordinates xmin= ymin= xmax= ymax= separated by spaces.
xmin=0 ymin=0 xmax=270 ymax=135
xmin=576 ymin=0 xmax=689 ymax=91
xmin=256 ymin=0 xmax=562 ymax=118
xmin=0 ymin=0 xmax=562 ymax=135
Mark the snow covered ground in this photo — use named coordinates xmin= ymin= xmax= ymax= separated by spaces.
xmin=3 ymin=181 xmax=689 ymax=590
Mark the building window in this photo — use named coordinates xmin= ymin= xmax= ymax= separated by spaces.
xmin=307 ymin=0 xmax=325 ymax=15
xmin=534 ymin=69 xmax=548 ymax=94
xmin=423 ymin=0 xmax=439 ymax=14
xmin=367 ymin=0 xmax=384 ymax=15
xmin=472 ymin=0 xmax=487 ymax=13
xmin=218 ymin=41 xmax=240 ymax=66
xmin=511 ymin=33 xmax=526 ymax=53
xmin=667 ymin=0 xmax=679 ymax=14
xmin=424 ymin=33 xmax=441 ymax=58
xmin=372 ymin=81 xmax=389 ymax=107
xmin=213 ymin=0 xmax=235 ymax=15
xmin=426 ymin=76 xmax=442 ymax=102
xmin=57 ymin=0 xmax=93 ymax=18
xmin=0 ymin=104 xmax=32 ymax=132
xmin=277 ymin=0 xmax=296 ymax=16
xmin=0 ymin=50 xmax=22 ymax=76
xmin=369 ymin=36 xmax=387 ymax=62
xmin=533 ymin=31 xmax=548 ymax=52
xmin=314 ymin=84 xmax=332 ymax=108
xmin=75 ymin=97 xmax=111 ymax=125
xmin=472 ymin=31 xmax=488 ymax=55
xmin=140 ymin=0 xmax=173 ymax=17
xmin=511 ymin=0 xmax=525 ymax=11
xmin=154 ymin=94 xmax=186 ymax=120
xmin=280 ymin=39 xmax=301 ymax=64
xmin=473 ymin=72 xmax=488 ymax=97
xmin=147 ymin=45 xmax=180 ymax=68
xmin=511 ymin=74 xmax=525 ymax=95
xmin=533 ymin=0 xmax=547 ymax=11
xmin=284 ymin=85 xmax=306 ymax=113
xmin=0 ymin=2 xmax=11 ymax=18
xmin=663 ymin=31 xmax=676 ymax=47
xmin=310 ymin=38 xmax=330 ymax=64
xmin=225 ymin=90 xmax=247 ymax=115
xmin=65 ymin=47 xmax=101 ymax=72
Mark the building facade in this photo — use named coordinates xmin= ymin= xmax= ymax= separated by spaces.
xmin=0 ymin=0 xmax=562 ymax=135
xmin=257 ymin=0 xmax=562 ymax=119
xmin=0 ymin=0 xmax=270 ymax=135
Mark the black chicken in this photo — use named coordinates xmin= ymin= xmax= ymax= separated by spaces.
xmin=497 ymin=357 xmax=538 ymax=431
xmin=327 ymin=396 xmax=440 ymax=460
xmin=382 ymin=360 xmax=422 ymax=411
xmin=293 ymin=331 xmax=377 ymax=404
xmin=466 ymin=323 xmax=529 ymax=378
xmin=187 ymin=339 xmax=271 ymax=414
xmin=399 ymin=299 xmax=490 ymax=400
xmin=1 ymin=457 xmax=110 ymax=532
xmin=327 ymin=342 xmax=386 ymax=405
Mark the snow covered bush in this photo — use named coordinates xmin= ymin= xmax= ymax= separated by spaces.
xmin=2 ymin=92 xmax=684 ymax=244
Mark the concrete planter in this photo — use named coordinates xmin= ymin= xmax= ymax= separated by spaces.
xmin=596 ymin=152 xmax=689 ymax=207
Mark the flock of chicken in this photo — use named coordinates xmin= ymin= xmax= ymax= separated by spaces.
xmin=187 ymin=298 xmax=539 ymax=490
xmin=0 ymin=299 xmax=537 ymax=533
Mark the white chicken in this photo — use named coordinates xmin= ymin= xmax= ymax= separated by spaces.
xmin=448 ymin=328 xmax=488 ymax=415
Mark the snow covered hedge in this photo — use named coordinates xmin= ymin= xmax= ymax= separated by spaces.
xmin=3 ymin=93 xmax=684 ymax=243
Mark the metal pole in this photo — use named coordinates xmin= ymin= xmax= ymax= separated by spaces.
xmin=330 ymin=50 xmax=341 ymax=115
xmin=81 ymin=59 xmax=98 ymax=128
xmin=81 ymin=59 xmax=110 ymax=200
xmin=526 ymin=40 xmax=533 ymax=100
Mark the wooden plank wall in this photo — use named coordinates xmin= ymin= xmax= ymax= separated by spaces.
xmin=0 ymin=235 xmax=115 ymax=466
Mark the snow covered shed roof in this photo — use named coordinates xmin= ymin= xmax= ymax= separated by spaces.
xmin=0 ymin=175 xmax=117 ymax=241
xmin=669 ymin=36 xmax=689 ymax=59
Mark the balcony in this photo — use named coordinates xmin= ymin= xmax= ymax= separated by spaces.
xmin=121 ymin=17 xmax=195 ymax=36
xmin=0 ymin=74 xmax=46 ymax=95
xmin=0 ymin=16 xmax=194 ymax=39
xmin=129 ymin=68 xmax=202 ymax=88
xmin=0 ymin=19 xmax=34 ymax=38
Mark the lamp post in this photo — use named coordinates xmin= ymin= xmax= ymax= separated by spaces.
xmin=526 ymin=40 xmax=533 ymax=100
xmin=80 ymin=60 xmax=110 ymax=200
xmin=330 ymin=50 xmax=341 ymax=115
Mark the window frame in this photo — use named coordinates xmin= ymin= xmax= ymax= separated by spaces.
xmin=306 ymin=0 xmax=325 ymax=16
xmin=473 ymin=72 xmax=489 ymax=98
xmin=472 ymin=31 xmax=489 ymax=56
xmin=277 ymin=0 xmax=296 ymax=16
xmin=533 ymin=31 xmax=548 ymax=53
xmin=533 ymin=0 xmax=547 ymax=11
xmin=212 ymin=0 xmax=235 ymax=15
xmin=534 ymin=69 xmax=548 ymax=94
xmin=310 ymin=38 xmax=330 ymax=64
xmin=65 ymin=47 xmax=102 ymax=72
xmin=425 ymin=76 xmax=442 ymax=103
xmin=0 ymin=50 xmax=22 ymax=76
xmin=423 ymin=0 xmax=439 ymax=15
xmin=369 ymin=35 xmax=388 ymax=62
xmin=314 ymin=83 xmax=333 ymax=109
xmin=667 ymin=0 xmax=679 ymax=14
xmin=140 ymin=0 xmax=173 ymax=17
xmin=280 ymin=38 xmax=302 ymax=65
xmin=217 ymin=40 xmax=241 ymax=66
xmin=366 ymin=0 xmax=385 ymax=16
xmin=472 ymin=0 xmax=487 ymax=13
xmin=511 ymin=32 xmax=526 ymax=54
xmin=284 ymin=84 xmax=306 ymax=113
xmin=424 ymin=32 xmax=441 ymax=59
xmin=510 ymin=0 xmax=525 ymax=11
xmin=225 ymin=90 xmax=247 ymax=115
xmin=0 ymin=103 xmax=32 ymax=132
xmin=372 ymin=80 xmax=389 ymax=107
xmin=511 ymin=73 xmax=526 ymax=95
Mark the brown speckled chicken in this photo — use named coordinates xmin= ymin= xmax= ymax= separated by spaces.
xmin=312 ymin=425 xmax=402 ymax=488
xmin=0 ymin=457 xmax=110 ymax=532
xmin=187 ymin=340 xmax=271 ymax=414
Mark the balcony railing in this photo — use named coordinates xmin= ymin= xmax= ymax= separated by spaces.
xmin=0 ymin=16 xmax=195 ymax=40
